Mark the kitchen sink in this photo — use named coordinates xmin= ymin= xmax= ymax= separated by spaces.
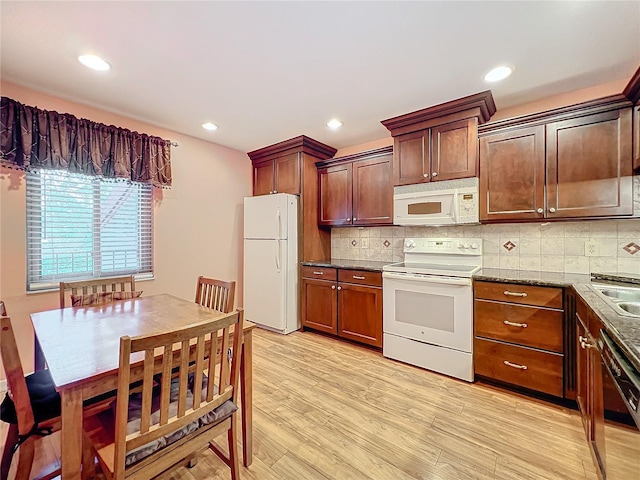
xmin=592 ymin=284 xmax=640 ymax=317
xmin=617 ymin=302 xmax=640 ymax=316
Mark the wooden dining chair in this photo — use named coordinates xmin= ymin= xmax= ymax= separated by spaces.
xmin=59 ymin=275 xmax=138 ymax=309
xmin=83 ymin=309 xmax=244 ymax=480
xmin=195 ymin=276 xmax=236 ymax=313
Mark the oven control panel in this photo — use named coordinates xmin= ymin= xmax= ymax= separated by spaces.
xmin=403 ymin=238 xmax=483 ymax=255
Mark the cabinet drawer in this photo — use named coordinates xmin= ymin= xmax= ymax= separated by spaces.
xmin=301 ymin=266 xmax=337 ymax=281
xmin=475 ymin=300 xmax=564 ymax=353
xmin=474 ymin=281 xmax=563 ymax=309
xmin=474 ymin=338 xmax=564 ymax=397
xmin=338 ymin=269 xmax=382 ymax=287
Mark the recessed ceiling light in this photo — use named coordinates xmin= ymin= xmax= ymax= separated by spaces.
xmin=484 ymin=65 xmax=513 ymax=82
xmin=78 ymin=54 xmax=111 ymax=71
xmin=327 ymin=119 xmax=343 ymax=130
xmin=202 ymin=122 xmax=218 ymax=131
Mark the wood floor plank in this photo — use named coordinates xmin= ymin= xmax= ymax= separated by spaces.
xmin=3 ymin=328 xmax=605 ymax=480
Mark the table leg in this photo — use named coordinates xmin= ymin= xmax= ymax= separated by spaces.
xmin=240 ymin=329 xmax=253 ymax=467
xmin=61 ymin=387 xmax=83 ymax=480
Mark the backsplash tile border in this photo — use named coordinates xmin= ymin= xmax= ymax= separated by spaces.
xmin=331 ymin=219 xmax=640 ymax=275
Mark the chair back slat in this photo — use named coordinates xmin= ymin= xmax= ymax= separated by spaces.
xmin=59 ymin=275 xmax=136 ymax=308
xmin=112 ymin=309 xmax=242 ymax=474
xmin=0 ymin=312 xmax=36 ymax=436
xmin=194 ymin=276 xmax=235 ymax=313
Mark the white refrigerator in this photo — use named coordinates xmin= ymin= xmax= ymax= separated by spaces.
xmin=243 ymin=193 xmax=299 ymax=334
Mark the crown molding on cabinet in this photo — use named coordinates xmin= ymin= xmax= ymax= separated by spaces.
xmin=247 ymin=135 xmax=337 ymax=163
xmin=381 ymin=90 xmax=497 ymax=137
xmin=623 ymin=65 xmax=640 ymax=104
xmin=315 ymin=146 xmax=393 ymax=168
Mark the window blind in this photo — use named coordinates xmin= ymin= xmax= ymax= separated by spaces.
xmin=26 ymin=170 xmax=153 ymax=291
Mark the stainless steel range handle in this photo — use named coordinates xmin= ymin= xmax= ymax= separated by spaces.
xmin=503 ymin=320 xmax=528 ymax=328
xmin=503 ymin=290 xmax=527 ymax=298
xmin=503 ymin=360 xmax=528 ymax=370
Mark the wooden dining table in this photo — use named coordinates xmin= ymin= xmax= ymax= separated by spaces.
xmin=30 ymin=293 xmax=255 ymax=480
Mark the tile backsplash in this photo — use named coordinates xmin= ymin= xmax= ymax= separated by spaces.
xmin=331 ymin=220 xmax=640 ymax=275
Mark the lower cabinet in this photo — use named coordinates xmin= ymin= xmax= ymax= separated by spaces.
xmin=473 ymin=280 xmax=566 ymax=397
xmin=301 ymin=266 xmax=382 ymax=348
xmin=576 ymin=295 xmax=606 ymax=476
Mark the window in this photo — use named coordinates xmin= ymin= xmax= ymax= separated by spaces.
xmin=26 ymin=170 xmax=153 ymax=291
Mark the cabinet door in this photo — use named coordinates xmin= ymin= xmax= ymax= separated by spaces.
xmin=546 ymin=109 xmax=633 ymax=218
xmin=318 ymin=163 xmax=353 ymax=226
xmin=352 ymin=156 xmax=393 ymax=225
xmin=337 ymin=283 xmax=382 ymax=347
xmin=431 ymin=118 xmax=477 ymax=181
xmin=479 ymin=125 xmax=545 ymax=221
xmin=393 ymin=130 xmax=429 ymax=186
xmin=301 ymin=278 xmax=337 ymax=334
xmin=253 ymin=160 xmax=275 ymax=196
xmin=576 ymin=317 xmax=590 ymax=437
xmin=274 ymin=153 xmax=301 ymax=195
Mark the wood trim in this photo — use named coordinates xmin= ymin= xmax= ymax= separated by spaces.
xmin=623 ymin=65 xmax=640 ymax=104
xmin=247 ymin=135 xmax=337 ymax=162
xmin=315 ymin=146 xmax=393 ymax=168
xmin=381 ymin=90 xmax=496 ymax=135
xmin=479 ymin=94 xmax=633 ymax=134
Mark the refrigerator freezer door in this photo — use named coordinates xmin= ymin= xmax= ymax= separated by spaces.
xmin=244 ymin=194 xmax=291 ymax=240
xmin=244 ymin=238 xmax=287 ymax=331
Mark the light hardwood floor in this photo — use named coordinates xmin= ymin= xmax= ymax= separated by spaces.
xmin=2 ymin=328 xmax=609 ymax=479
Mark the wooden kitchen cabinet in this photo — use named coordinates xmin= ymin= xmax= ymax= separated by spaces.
xmin=382 ymin=91 xmax=496 ymax=187
xmin=479 ymin=96 xmax=634 ymax=222
xmin=301 ymin=266 xmax=382 ymax=348
xmin=252 ymin=153 xmax=301 ymax=196
xmin=317 ymin=147 xmax=392 ymax=227
xmin=474 ymin=280 xmax=565 ymax=397
xmin=575 ymin=296 xmax=606 ymax=474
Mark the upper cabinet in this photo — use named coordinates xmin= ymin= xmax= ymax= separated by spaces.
xmin=623 ymin=65 xmax=640 ymax=171
xmin=479 ymin=96 xmax=634 ymax=222
xmin=317 ymin=147 xmax=393 ymax=227
xmin=382 ymin=91 xmax=496 ymax=186
xmin=248 ymin=136 xmax=337 ymax=261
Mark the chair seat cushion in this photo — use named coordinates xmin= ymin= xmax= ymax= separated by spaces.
xmin=117 ymin=374 xmax=236 ymax=466
xmin=0 ymin=369 xmax=60 ymax=424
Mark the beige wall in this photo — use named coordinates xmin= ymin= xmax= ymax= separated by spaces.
xmin=0 ymin=81 xmax=252 ymax=378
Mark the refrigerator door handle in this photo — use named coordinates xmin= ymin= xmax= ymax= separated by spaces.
xmin=276 ymin=208 xmax=282 ymax=239
xmin=275 ymin=240 xmax=281 ymax=271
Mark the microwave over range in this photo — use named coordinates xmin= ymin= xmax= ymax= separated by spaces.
xmin=393 ymin=177 xmax=479 ymax=226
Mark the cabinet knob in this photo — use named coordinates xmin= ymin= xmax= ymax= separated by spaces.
xmin=432 ymin=172 xmax=438 ymax=177
xmin=337 ymin=286 xmax=342 ymax=291
xmin=423 ymin=173 xmax=429 ymax=178
xmin=346 ymin=218 xmax=351 ymax=222
xmin=549 ymin=207 xmax=556 ymax=213
xmin=537 ymin=208 xmax=543 ymax=214
xmin=331 ymin=285 xmax=336 ymax=290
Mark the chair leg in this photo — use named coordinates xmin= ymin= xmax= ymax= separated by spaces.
xmin=13 ymin=438 xmax=35 ymax=480
xmin=1 ymin=423 xmax=19 ymax=480
xmin=81 ymin=434 xmax=96 ymax=480
xmin=227 ymin=414 xmax=240 ymax=480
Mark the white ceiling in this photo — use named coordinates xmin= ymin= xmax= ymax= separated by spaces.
xmin=1 ymin=1 xmax=639 ymax=153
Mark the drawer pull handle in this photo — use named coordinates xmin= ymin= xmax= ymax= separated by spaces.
xmin=313 ymin=271 xmax=324 ymax=275
xmin=503 ymin=290 xmax=527 ymax=298
xmin=353 ymin=275 xmax=366 ymax=280
xmin=503 ymin=320 xmax=528 ymax=328
xmin=503 ymin=360 xmax=528 ymax=370
xmin=580 ymin=339 xmax=594 ymax=349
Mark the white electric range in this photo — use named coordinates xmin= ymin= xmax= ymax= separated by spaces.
xmin=382 ymin=237 xmax=483 ymax=382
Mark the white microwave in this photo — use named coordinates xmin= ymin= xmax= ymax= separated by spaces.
xmin=393 ymin=178 xmax=479 ymax=226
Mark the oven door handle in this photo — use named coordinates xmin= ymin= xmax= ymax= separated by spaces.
xmin=382 ymin=272 xmax=471 ymax=286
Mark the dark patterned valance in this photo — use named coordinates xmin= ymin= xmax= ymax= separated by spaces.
xmin=0 ymin=96 xmax=172 ymax=188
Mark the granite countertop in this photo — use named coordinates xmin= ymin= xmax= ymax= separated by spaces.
xmin=301 ymin=259 xmax=392 ymax=272
xmin=473 ymin=268 xmax=640 ymax=371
